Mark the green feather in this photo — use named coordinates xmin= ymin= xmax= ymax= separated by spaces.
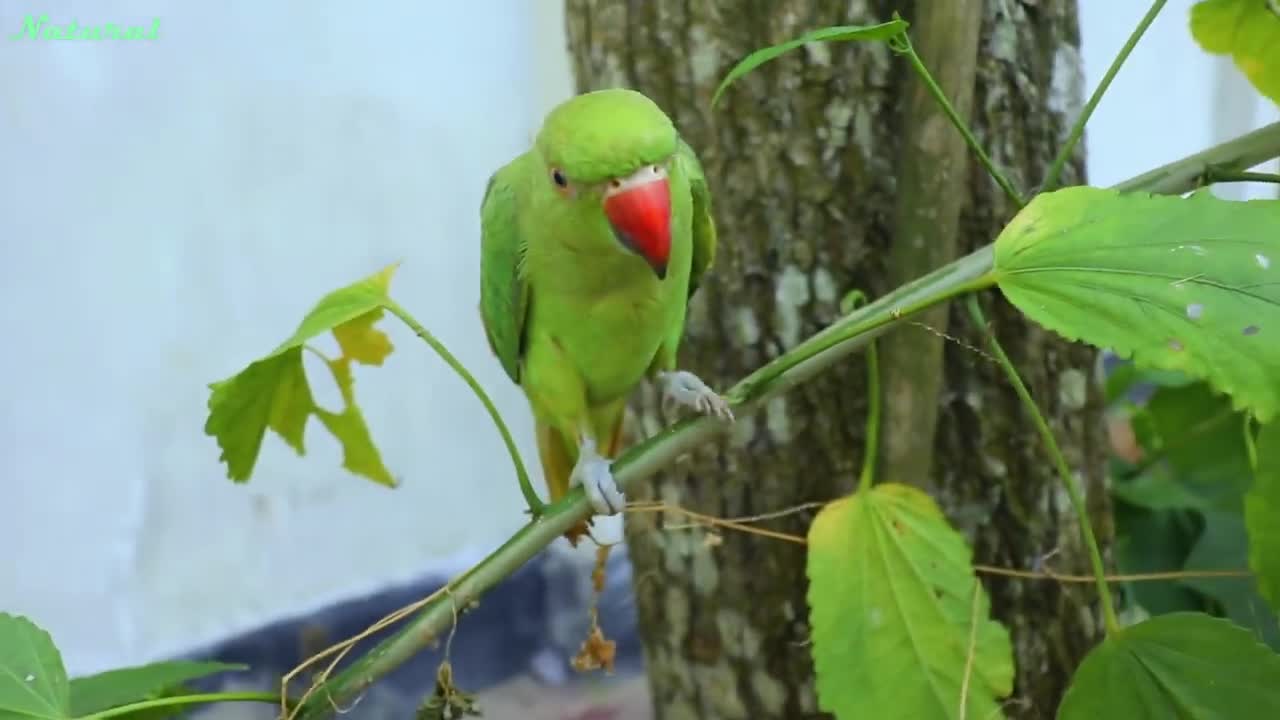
xmin=536 ymin=88 xmax=677 ymax=183
xmin=675 ymin=135 xmax=717 ymax=297
xmin=478 ymin=160 xmax=530 ymax=384
xmin=478 ymin=88 xmax=720 ymax=507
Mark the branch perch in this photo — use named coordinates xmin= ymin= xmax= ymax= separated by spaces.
xmin=293 ymin=122 xmax=1280 ymax=719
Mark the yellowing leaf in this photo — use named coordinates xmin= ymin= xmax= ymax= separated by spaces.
xmin=204 ymin=264 xmax=400 ymax=486
xmin=1191 ymin=0 xmax=1280 ymax=107
xmin=264 ymin=262 xmax=398 ymax=357
xmin=314 ymin=355 xmax=395 ymax=487
xmin=806 ymin=483 xmax=1013 ymax=719
xmin=332 ymin=308 xmax=394 ymax=366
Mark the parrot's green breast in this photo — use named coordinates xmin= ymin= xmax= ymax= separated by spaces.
xmin=523 ymin=166 xmax=695 ymax=404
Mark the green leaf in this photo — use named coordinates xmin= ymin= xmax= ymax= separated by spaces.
xmin=204 ymin=264 xmax=399 ymax=485
xmin=711 ymin=19 xmax=908 ymax=108
xmin=1181 ymin=510 xmax=1280 ymax=650
xmin=993 ymin=186 xmax=1280 ymax=423
xmin=1247 ymin=420 xmax=1280 ymax=611
xmin=69 ymin=660 xmax=245 ymax=718
xmin=1190 ymin=0 xmax=1280 ymax=107
xmin=1058 ymin=613 xmax=1280 ymax=719
xmin=806 ymin=483 xmax=1013 ymax=719
xmin=1129 ymin=407 xmax=1162 ymax=458
xmin=1144 ymin=382 xmax=1253 ymax=510
xmin=0 ymin=613 xmax=70 ymax=720
xmin=1112 ymin=466 xmax=1211 ymax=510
xmin=1104 ymin=361 xmax=1194 ymax=407
xmin=1113 ymin=504 xmax=1204 ymax=616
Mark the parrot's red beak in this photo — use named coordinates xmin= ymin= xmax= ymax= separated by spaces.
xmin=604 ymin=166 xmax=671 ymax=279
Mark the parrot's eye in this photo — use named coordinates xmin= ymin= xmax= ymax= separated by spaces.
xmin=551 ymin=169 xmax=568 ymax=188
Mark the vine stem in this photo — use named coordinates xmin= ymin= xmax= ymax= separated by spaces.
xmin=842 ymin=290 xmax=881 ymax=493
xmin=859 ymin=334 xmax=881 ymax=494
xmin=80 ymin=691 xmax=280 ymax=720
xmin=1041 ymin=0 xmax=1167 ymax=191
xmin=965 ymin=295 xmax=1119 ymax=635
xmin=292 ymin=123 xmax=1280 ymax=719
xmin=382 ymin=300 xmax=544 ymax=517
xmin=889 ymin=25 xmax=1026 ymax=208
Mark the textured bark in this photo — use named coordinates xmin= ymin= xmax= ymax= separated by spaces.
xmin=564 ymin=1 xmax=1109 ymax=718
xmin=878 ymin=0 xmax=983 ymax=488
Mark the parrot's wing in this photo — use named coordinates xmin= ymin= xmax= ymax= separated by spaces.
xmin=479 ymin=158 xmax=531 ymax=385
xmin=676 ymin=135 xmax=717 ymax=298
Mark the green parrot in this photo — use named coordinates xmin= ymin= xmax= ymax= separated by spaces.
xmin=479 ymin=88 xmax=733 ymax=544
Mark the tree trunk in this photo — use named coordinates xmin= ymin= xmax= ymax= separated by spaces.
xmin=564 ymin=1 xmax=1110 ymax=718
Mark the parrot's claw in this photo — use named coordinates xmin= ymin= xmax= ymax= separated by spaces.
xmin=571 ymin=437 xmax=625 ymax=516
xmin=658 ymin=370 xmax=735 ymax=422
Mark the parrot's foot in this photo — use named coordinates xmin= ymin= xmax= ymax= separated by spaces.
xmin=658 ymin=370 xmax=735 ymax=421
xmin=571 ymin=436 xmax=625 ymax=516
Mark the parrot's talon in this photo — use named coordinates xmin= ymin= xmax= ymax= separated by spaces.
xmin=571 ymin=437 xmax=625 ymax=516
xmin=658 ymin=370 xmax=735 ymax=422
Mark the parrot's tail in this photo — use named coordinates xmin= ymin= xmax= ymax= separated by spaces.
xmin=535 ymin=409 xmax=628 ymax=547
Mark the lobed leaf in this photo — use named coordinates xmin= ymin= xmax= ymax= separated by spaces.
xmin=993 ymin=186 xmax=1280 ymax=423
xmin=1058 ymin=613 xmax=1280 ymax=719
xmin=806 ymin=483 xmax=1013 ymax=719
xmin=711 ymin=19 xmax=908 ymax=108
xmin=1246 ymin=420 xmax=1280 ymax=611
xmin=69 ymin=660 xmax=245 ymax=718
xmin=313 ymin=355 xmax=395 ymax=486
xmin=0 ymin=613 xmax=69 ymax=720
xmin=1190 ymin=0 xmax=1280 ymax=108
xmin=204 ymin=264 xmax=399 ymax=485
xmin=331 ymin=308 xmax=395 ymax=366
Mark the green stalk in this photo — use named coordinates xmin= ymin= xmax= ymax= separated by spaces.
xmin=80 ymin=691 xmax=281 ymax=720
xmin=1122 ymin=122 xmax=1280 ymax=192
xmin=964 ymin=296 xmax=1119 ymax=635
xmin=292 ymin=122 xmax=1280 ymax=720
xmin=1204 ymin=169 xmax=1280 ymax=185
xmin=889 ymin=30 xmax=1025 ymax=208
xmin=1042 ymin=0 xmax=1167 ymax=191
xmin=383 ymin=300 xmax=544 ymax=516
xmin=730 ymin=272 xmax=999 ymax=403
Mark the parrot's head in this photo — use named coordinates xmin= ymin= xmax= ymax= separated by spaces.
xmin=536 ymin=88 xmax=679 ymax=279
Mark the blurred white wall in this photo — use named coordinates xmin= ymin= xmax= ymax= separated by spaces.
xmin=0 ymin=0 xmax=1276 ymax=677
xmin=1079 ymin=0 xmax=1280 ymax=198
xmin=0 ymin=0 xmax=574 ymax=675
